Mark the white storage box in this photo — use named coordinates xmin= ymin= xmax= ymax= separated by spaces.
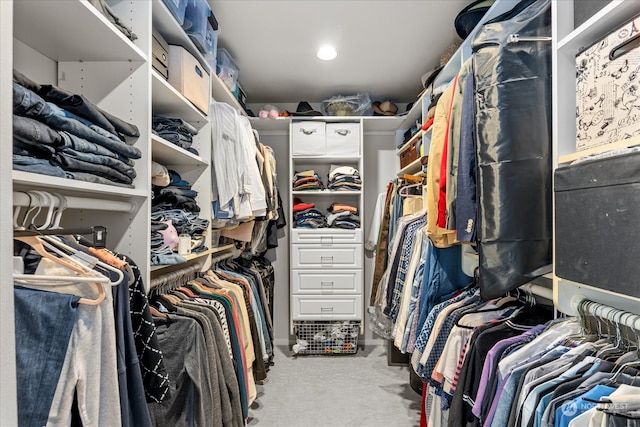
xmin=326 ymin=122 xmax=360 ymax=156
xmin=575 ymin=14 xmax=640 ymax=151
xmin=291 ymin=121 xmax=326 ymax=156
xmin=167 ymin=45 xmax=210 ymax=115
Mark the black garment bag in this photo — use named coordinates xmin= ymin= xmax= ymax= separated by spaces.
xmin=473 ymin=0 xmax=553 ymax=299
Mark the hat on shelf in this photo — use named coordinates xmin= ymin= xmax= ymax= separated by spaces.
xmin=372 ymin=100 xmax=398 ymax=116
xmin=454 ymin=0 xmax=495 ymax=39
xmin=287 ymin=101 xmax=324 ymax=116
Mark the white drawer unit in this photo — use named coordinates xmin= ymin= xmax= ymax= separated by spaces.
xmin=289 ymin=119 xmax=364 ymax=339
xmin=291 ymin=295 xmax=363 ymax=320
xmin=291 ymin=228 xmax=362 ymax=245
xmin=291 ymin=270 xmax=363 ymax=294
xmin=291 ymin=244 xmax=363 ymax=269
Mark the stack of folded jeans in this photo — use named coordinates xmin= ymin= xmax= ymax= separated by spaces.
xmin=327 ymin=202 xmax=361 ymax=229
xmin=150 ymin=168 xmax=209 ymax=264
xmin=293 ymin=199 xmax=327 ymax=228
xmin=292 ymin=170 xmax=324 ymax=191
xmin=12 ymin=72 xmax=140 ymax=187
xmin=152 ymin=115 xmax=199 ymax=155
xmin=327 ymin=165 xmax=362 ymax=191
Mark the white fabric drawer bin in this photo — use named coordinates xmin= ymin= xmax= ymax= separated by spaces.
xmin=291 ymin=244 xmax=362 ymax=269
xmin=291 ymin=295 xmax=363 ymax=320
xmin=291 ymin=269 xmax=363 ymax=294
xmin=291 ymin=229 xmax=362 ymax=245
xmin=326 ymin=122 xmax=360 ymax=156
xmin=291 ymin=121 xmax=326 ymax=156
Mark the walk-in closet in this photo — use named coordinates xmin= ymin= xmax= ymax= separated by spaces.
xmin=3 ymin=0 xmax=640 ymax=426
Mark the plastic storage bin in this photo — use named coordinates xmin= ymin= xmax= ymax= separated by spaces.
xmin=161 ymin=0 xmax=188 ymax=26
xmin=216 ymin=48 xmax=239 ymax=92
xmin=183 ymin=0 xmax=216 ymax=55
xmin=201 ymin=21 xmax=219 ymax=73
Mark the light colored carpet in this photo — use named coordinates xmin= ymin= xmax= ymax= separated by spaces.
xmin=247 ymin=345 xmax=422 ymax=427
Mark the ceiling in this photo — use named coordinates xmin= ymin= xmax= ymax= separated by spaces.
xmin=210 ymin=0 xmax=473 ymax=106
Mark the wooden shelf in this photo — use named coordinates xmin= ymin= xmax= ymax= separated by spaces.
xmin=558 ymin=135 xmax=640 ymax=164
xmin=150 ymin=244 xmax=235 ymax=272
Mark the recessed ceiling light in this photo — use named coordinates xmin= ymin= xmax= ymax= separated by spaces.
xmin=317 ymin=45 xmax=338 ymax=61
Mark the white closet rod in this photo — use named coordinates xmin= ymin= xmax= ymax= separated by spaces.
xmin=578 ymin=298 xmax=640 ymax=332
xmin=13 ymin=192 xmax=134 ymax=212
xmin=520 ymin=283 xmax=553 ymax=301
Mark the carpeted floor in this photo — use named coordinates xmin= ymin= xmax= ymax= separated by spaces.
xmin=247 ymin=344 xmax=422 ymax=427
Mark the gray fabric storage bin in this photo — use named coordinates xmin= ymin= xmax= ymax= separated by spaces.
xmin=555 ymin=151 xmax=640 ymax=298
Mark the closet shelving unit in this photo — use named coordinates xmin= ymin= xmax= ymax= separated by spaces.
xmin=1 ymin=3 xmax=255 ymax=413
xmin=552 ymin=0 xmax=640 ymax=316
xmin=288 ymin=118 xmax=365 ymax=345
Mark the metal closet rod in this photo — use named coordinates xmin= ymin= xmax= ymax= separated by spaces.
xmin=13 ymin=191 xmax=134 ymax=212
xmin=578 ymin=298 xmax=640 ymax=332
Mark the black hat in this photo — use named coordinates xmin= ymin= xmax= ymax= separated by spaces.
xmin=454 ymin=0 xmax=495 ymax=39
xmin=287 ymin=101 xmax=323 ymax=116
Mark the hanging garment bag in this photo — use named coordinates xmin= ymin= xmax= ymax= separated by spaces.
xmin=473 ymin=0 xmax=553 ymax=299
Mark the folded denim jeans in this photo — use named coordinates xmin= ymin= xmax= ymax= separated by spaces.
xmin=155 ymin=187 xmax=198 ymax=199
xmin=38 ymin=82 xmax=139 ymax=138
xmin=13 ymin=114 xmax=65 ymax=150
xmin=65 ymin=171 xmax=133 ymax=188
xmin=14 ymin=138 xmax=55 ymax=158
xmin=49 ymin=103 xmax=126 ymax=144
xmin=152 ymin=116 xmax=198 ymax=136
xmin=150 ymin=253 xmax=186 ymax=266
xmin=13 ymin=83 xmax=141 ymax=159
xmin=59 ymin=132 xmax=134 ymax=165
xmin=52 ymin=154 xmax=134 ymax=184
xmin=58 ymin=147 xmax=136 ymax=179
xmin=13 ymin=154 xmax=66 ymax=177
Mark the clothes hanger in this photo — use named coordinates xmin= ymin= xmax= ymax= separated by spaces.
xmin=39 ymin=235 xmax=124 ymax=286
xmin=14 ymin=235 xmax=91 ymax=275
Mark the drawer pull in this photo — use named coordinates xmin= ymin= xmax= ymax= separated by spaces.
xmin=320 ymin=256 xmax=334 ymax=265
xmin=321 ymin=236 xmax=333 ymax=245
xmin=321 ymin=307 xmax=334 ymax=312
xmin=320 ymin=281 xmax=334 ymax=287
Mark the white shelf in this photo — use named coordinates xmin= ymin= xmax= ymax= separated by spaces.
xmin=151 ymin=71 xmax=209 ymax=127
xmin=211 ymin=76 xmax=246 ymax=115
xmin=151 ymin=135 xmax=207 ymax=167
xmin=14 ymin=0 xmax=146 ymax=62
xmin=12 ymin=171 xmax=147 ymax=198
xmin=250 ymin=116 xmax=405 ymax=133
xmin=152 ymin=0 xmax=211 ymax=73
xmin=397 ymin=158 xmax=424 ymax=176
xmin=292 ymin=190 xmax=362 ymax=196
xmin=292 ymin=155 xmax=361 ymax=163
xmin=557 ymin=1 xmax=638 ymax=53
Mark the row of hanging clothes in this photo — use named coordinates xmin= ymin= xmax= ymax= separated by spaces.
xmin=147 ymin=250 xmax=276 ymax=427
xmin=13 ymin=231 xmax=164 ymax=427
xmin=13 ymin=216 xmax=277 ymax=427
xmin=416 ymin=296 xmax=640 ymax=427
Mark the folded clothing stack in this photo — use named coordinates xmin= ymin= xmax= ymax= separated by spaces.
xmin=292 ymin=170 xmax=324 ymax=191
xmin=152 ymin=115 xmax=199 ymax=155
xmin=150 ymin=165 xmax=209 ymax=265
xmin=12 ymin=71 xmax=140 ymax=187
xmin=293 ymin=198 xmax=327 ymax=229
xmin=327 ymin=202 xmax=360 ymax=229
xmin=327 ymin=165 xmax=361 ymax=191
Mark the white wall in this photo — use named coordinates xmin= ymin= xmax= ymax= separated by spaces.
xmin=259 ymin=130 xmax=397 ymax=346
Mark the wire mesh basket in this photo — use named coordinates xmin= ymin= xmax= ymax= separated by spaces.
xmin=292 ymin=320 xmax=360 ymax=355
